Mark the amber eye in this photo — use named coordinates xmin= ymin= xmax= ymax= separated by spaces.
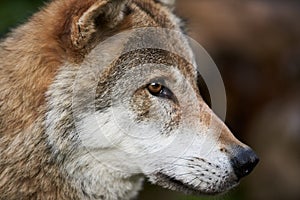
xmin=147 ymin=83 xmax=163 ymax=95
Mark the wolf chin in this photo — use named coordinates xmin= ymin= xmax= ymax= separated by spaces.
xmin=0 ymin=0 xmax=259 ymax=199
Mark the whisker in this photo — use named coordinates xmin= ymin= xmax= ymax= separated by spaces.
xmin=165 ymin=156 xmax=195 ymax=162
xmin=173 ymin=172 xmax=194 ymax=177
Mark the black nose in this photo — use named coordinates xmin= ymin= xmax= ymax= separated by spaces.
xmin=231 ymin=146 xmax=259 ymax=179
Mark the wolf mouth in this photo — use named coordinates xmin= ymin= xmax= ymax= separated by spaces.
xmin=155 ymin=172 xmax=211 ymax=195
xmin=155 ymin=172 xmax=234 ymax=195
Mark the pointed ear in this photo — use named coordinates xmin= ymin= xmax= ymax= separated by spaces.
xmin=156 ymin=0 xmax=176 ymax=9
xmin=70 ymin=0 xmax=127 ymax=49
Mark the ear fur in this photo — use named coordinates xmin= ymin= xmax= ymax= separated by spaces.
xmin=156 ymin=0 xmax=176 ymax=9
xmin=71 ymin=0 xmax=127 ymax=49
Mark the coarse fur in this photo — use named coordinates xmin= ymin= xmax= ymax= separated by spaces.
xmin=0 ymin=0 xmax=258 ymax=199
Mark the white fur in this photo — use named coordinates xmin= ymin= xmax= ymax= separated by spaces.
xmin=45 ymin=58 xmax=238 ymax=199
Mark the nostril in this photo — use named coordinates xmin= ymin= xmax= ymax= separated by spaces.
xmin=231 ymin=147 xmax=259 ymax=179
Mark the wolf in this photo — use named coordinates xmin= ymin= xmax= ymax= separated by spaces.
xmin=0 ymin=0 xmax=259 ymax=199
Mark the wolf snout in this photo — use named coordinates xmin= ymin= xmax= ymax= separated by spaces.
xmin=230 ymin=146 xmax=259 ymax=180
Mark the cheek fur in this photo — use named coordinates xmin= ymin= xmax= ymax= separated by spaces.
xmin=130 ymin=89 xmax=152 ymax=121
xmin=130 ymin=88 xmax=182 ymax=134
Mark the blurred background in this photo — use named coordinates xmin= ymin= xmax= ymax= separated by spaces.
xmin=1 ymin=0 xmax=299 ymax=200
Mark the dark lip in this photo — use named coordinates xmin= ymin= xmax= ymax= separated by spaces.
xmin=155 ymin=172 xmax=233 ymax=196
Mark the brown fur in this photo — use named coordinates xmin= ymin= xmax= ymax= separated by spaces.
xmin=0 ymin=0 xmax=179 ymax=199
xmin=0 ymin=0 xmax=177 ymax=136
xmin=0 ymin=0 xmax=255 ymax=199
xmin=0 ymin=1 xmax=105 ymax=197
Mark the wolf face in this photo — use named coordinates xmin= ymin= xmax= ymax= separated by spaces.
xmin=0 ymin=0 xmax=258 ymax=199
xmin=46 ymin=5 xmax=258 ymax=198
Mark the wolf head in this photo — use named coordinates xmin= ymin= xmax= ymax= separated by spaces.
xmin=44 ymin=0 xmax=259 ymax=197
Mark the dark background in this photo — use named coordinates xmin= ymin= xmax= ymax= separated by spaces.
xmin=1 ymin=0 xmax=299 ymax=200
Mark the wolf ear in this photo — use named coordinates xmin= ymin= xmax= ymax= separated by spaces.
xmin=156 ymin=0 xmax=176 ymax=9
xmin=70 ymin=0 xmax=126 ymax=49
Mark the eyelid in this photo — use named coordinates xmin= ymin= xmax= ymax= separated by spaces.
xmin=148 ymin=77 xmax=167 ymax=86
xmin=160 ymin=86 xmax=179 ymax=104
xmin=158 ymin=86 xmax=174 ymax=100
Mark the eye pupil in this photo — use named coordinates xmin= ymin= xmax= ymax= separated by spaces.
xmin=148 ymin=83 xmax=163 ymax=95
